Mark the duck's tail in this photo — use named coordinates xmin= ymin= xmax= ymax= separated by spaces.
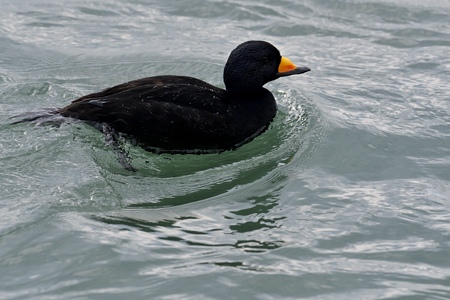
xmin=10 ymin=108 xmax=64 ymax=126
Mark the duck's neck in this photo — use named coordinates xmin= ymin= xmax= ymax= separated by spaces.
xmin=223 ymin=74 xmax=266 ymax=95
xmin=223 ymin=60 xmax=268 ymax=94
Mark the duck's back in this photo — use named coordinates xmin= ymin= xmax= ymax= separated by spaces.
xmin=59 ymin=76 xmax=277 ymax=153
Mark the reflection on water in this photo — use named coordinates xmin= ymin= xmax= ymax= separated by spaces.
xmin=94 ymin=186 xmax=286 ymax=254
xmin=68 ymin=89 xmax=315 ymax=212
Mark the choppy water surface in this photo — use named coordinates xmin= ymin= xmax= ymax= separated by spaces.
xmin=1 ymin=0 xmax=450 ymax=299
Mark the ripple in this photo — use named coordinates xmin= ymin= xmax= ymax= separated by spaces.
xmin=159 ymin=0 xmax=286 ymax=21
xmin=263 ymin=23 xmax=362 ymax=38
xmin=374 ymin=38 xmax=450 ymax=48
xmin=84 ymin=88 xmax=315 ymax=208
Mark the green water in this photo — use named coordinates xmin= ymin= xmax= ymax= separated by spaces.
xmin=1 ymin=0 xmax=450 ymax=299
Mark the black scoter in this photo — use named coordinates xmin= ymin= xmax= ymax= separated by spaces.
xmin=25 ymin=41 xmax=310 ymax=154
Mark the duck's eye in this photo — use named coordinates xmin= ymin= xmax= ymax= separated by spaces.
xmin=262 ymin=56 xmax=270 ymax=63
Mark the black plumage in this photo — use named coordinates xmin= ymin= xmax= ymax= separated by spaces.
xmin=23 ymin=41 xmax=310 ymax=154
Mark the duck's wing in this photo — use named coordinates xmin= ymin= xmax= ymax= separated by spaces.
xmin=69 ymin=75 xmax=227 ymax=112
xmin=60 ymin=75 xmax=229 ymax=121
xmin=58 ymin=76 xmax=234 ymax=150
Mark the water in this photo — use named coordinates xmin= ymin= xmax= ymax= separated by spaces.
xmin=1 ymin=0 xmax=450 ymax=299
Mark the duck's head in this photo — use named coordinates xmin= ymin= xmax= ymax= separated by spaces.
xmin=223 ymin=40 xmax=310 ymax=94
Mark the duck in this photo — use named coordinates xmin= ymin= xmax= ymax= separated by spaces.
xmin=20 ymin=41 xmax=310 ymax=154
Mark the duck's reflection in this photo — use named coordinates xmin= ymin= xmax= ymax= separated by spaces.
xmin=92 ymin=191 xmax=285 ymax=255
